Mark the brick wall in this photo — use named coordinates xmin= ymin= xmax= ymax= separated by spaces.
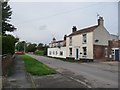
xmin=2 ymin=54 xmax=13 ymax=76
xmin=93 ymin=45 xmax=108 ymax=61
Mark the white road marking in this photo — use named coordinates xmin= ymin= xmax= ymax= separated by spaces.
xmin=69 ymin=77 xmax=92 ymax=88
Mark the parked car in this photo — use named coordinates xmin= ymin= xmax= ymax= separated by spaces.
xmin=15 ymin=51 xmax=24 ymax=55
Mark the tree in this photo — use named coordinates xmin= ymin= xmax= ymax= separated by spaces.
xmin=26 ymin=43 xmax=37 ymax=52
xmin=15 ymin=41 xmax=26 ymax=52
xmin=37 ymin=43 xmax=44 ymax=50
xmin=43 ymin=44 xmax=49 ymax=56
xmin=2 ymin=1 xmax=16 ymax=35
xmin=2 ymin=35 xmax=18 ymax=54
xmin=2 ymin=1 xmax=18 ymax=55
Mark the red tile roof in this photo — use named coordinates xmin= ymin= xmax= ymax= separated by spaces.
xmin=68 ymin=25 xmax=98 ymax=37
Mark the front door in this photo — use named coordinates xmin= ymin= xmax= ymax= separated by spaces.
xmin=115 ymin=49 xmax=119 ymax=61
xmin=76 ymin=48 xmax=79 ymax=60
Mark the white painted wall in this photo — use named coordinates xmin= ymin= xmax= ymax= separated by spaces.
xmin=66 ymin=32 xmax=94 ymax=59
xmin=93 ymin=25 xmax=111 ymax=46
xmin=47 ymin=47 xmax=66 ymax=58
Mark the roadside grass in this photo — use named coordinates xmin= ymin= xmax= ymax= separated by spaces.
xmin=21 ymin=55 xmax=56 ymax=76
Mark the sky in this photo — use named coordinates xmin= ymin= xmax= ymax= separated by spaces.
xmin=9 ymin=0 xmax=118 ymax=44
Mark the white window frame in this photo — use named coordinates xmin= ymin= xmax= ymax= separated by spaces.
xmin=69 ymin=37 xmax=72 ymax=46
xmin=82 ymin=34 xmax=87 ymax=44
xmin=105 ymin=48 xmax=108 ymax=57
xmin=82 ymin=47 xmax=87 ymax=57
xmin=69 ymin=48 xmax=72 ymax=56
xmin=60 ymin=51 xmax=63 ymax=56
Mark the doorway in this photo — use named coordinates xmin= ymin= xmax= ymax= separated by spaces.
xmin=76 ymin=48 xmax=79 ymax=60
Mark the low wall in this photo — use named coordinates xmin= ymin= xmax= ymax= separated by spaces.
xmin=47 ymin=47 xmax=66 ymax=58
xmin=2 ymin=54 xmax=14 ymax=76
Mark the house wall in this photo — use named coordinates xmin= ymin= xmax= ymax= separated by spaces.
xmin=93 ymin=25 xmax=111 ymax=46
xmin=108 ymin=40 xmax=120 ymax=61
xmin=47 ymin=47 xmax=66 ymax=58
xmin=66 ymin=32 xmax=94 ymax=59
xmin=93 ymin=45 xmax=108 ymax=61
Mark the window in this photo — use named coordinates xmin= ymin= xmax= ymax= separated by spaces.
xmin=60 ymin=51 xmax=63 ymax=56
xmin=53 ymin=51 xmax=54 ymax=55
xmin=105 ymin=48 xmax=108 ymax=57
xmin=69 ymin=48 xmax=72 ymax=56
xmin=112 ymin=50 xmax=114 ymax=55
xmin=56 ymin=51 xmax=58 ymax=55
xmin=49 ymin=51 xmax=51 ymax=55
xmin=83 ymin=47 xmax=87 ymax=56
xmin=69 ymin=37 xmax=72 ymax=46
xmin=95 ymin=39 xmax=99 ymax=43
xmin=82 ymin=34 xmax=87 ymax=44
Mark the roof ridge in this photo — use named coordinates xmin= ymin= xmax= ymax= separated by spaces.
xmin=68 ymin=25 xmax=98 ymax=37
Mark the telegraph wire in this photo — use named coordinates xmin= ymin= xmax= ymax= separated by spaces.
xmin=15 ymin=2 xmax=100 ymax=25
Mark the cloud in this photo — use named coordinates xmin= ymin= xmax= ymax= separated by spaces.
xmin=39 ymin=25 xmax=47 ymax=30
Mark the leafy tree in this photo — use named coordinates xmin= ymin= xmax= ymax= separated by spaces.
xmin=43 ymin=44 xmax=49 ymax=56
xmin=2 ymin=1 xmax=16 ymax=35
xmin=2 ymin=35 xmax=18 ymax=54
xmin=37 ymin=43 xmax=44 ymax=50
xmin=15 ymin=41 xmax=26 ymax=52
xmin=26 ymin=43 xmax=37 ymax=52
xmin=2 ymin=1 xmax=18 ymax=55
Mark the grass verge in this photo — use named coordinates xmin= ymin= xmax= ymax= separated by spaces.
xmin=21 ymin=55 xmax=56 ymax=76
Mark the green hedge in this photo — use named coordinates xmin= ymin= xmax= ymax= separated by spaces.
xmin=34 ymin=50 xmax=44 ymax=56
xmin=2 ymin=35 xmax=16 ymax=55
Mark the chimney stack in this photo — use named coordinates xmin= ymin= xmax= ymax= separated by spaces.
xmin=72 ymin=26 xmax=77 ymax=33
xmin=98 ymin=16 xmax=104 ymax=26
xmin=64 ymin=34 xmax=67 ymax=40
xmin=52 ymin=37 xmax=56 ymax=42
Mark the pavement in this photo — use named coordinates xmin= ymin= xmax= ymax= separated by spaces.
xmin=27 ymin=54 xmax=119 ymax=88
xmin=3 ymin=55 xmax=88 ymax=88
xmin=32 ymin=73 xmax=87 ymax=88
xmin=3 ymin=55 xmax=32 ymax=88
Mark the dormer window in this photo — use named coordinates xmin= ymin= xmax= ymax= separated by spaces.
xmin=82 ymin=34 xmax=87 ymax=44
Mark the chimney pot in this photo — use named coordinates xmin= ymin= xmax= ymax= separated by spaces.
xmin=98 ymin=16 xmax=104 ymax=26
xmin=72 ymin=26 xmax=77 ymax=33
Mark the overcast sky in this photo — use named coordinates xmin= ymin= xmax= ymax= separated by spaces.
xmin=9 ymin=0 xmax=118 ymax=44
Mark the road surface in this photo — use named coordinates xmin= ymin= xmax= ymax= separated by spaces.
xmin=27 ymin=54 xmax=118 ymax=88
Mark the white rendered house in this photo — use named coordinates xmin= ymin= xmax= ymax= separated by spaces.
xmin=48 ymin=17 xmax=113 ymax=61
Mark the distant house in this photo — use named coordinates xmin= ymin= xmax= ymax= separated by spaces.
xmin=48 ymin=36 xmax=66 ymax=58
xmin=47 ymin=16 xmax=119 ymax=61
xmin=110 ymin=34 xmax=119 ymax=40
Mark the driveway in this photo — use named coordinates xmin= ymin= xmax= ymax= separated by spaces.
xmin=27 ymin=54 xmax=119 ymax=88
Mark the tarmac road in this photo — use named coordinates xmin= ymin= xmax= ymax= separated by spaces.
xmin=27 ymin=54 xmax=119 ymax=88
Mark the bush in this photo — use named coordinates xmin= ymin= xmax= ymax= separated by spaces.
xmin=2 ymin=35 xmax=16 ymax=55
xmin=34 ymin=50 xmax=44 ymax=56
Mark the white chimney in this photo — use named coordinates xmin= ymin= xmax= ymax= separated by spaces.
xmin=98 ymin=16 xmax=104 ymax=26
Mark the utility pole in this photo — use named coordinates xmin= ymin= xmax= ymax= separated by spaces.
xmin=24 ymin=42 xmax=25 ymax=53
xmin=24 ymin=41 xmax=27 ymax=54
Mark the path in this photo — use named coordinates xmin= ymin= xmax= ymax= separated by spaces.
xmin=3 ymin=55 xmax=32 ymax=88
